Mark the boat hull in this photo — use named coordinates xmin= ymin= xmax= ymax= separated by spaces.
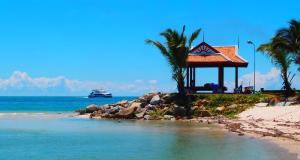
xmin=88 ymin=94 xmax=112 ymax=98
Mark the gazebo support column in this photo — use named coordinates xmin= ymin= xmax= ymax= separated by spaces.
xmin=186 ymin=67 xmax=190 ymax=89
xmin=192 ymin=67 xmax=196 ymax=88
xmin=218 ymin=67 xmax=224 ymax=93
xmin=235 ymin=67 xmax=238 ymax=89
xmin=189 ymin=67 xmax=192 ymax=89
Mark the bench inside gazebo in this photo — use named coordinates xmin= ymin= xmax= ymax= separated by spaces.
xmin=185 ymin=42 xmax=248 ymax=93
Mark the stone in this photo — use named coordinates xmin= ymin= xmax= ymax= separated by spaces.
xmin=197 ymin=99 xmax=210 ymax=107
xmin=115 ymin=102 xmax=141 ymax=119
xmin=75 ymin=109 xmax=86 ymax=115
xmin=145 ymin=104 xmax=156 ymax=110
xmin=198 ymin=110 xmax=211 ymax=117
xmin=135 ymin=105 xmax=145 ymax=114
xmin=116 ymin=100 xmax=128 ymax=106
xmin=216 ymin=106 xmax=225 ymax=112
xmin=135 ymin=108 xmax=146 ymax=119
xmin=103 ymin=104 xmax=111 ymax=110
xmin=227 ymin=104 xmax=238 ymax=109
xmin=268 ymin=97 xmax=280 ymax=106
xmin=143 ymin=115 xmax=151 ymax=120
xmin=163 ymin=115 xmax=174 ymax=120
xmin=107 ymin=107 xmax=120 ymax=114
xmin=150 ymin=95 xmax=160 ymax=105
xmin=101 ymin=113 xmax=113 ymax=118
xmin=85 ymin=104 xmax=99 ymax=113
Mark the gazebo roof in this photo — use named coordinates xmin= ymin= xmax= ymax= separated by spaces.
xmin=187 ymin=42 xmax=248 ymax=67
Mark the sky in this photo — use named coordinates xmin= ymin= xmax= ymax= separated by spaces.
xmin=0 ymin=0 xmax=299 ymax=96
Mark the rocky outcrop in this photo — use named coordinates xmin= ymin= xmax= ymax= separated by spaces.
xmin=77 ymin=92 xmax=191 ymax=120
xmin=85 ymin=104 xmax=99 ymax=113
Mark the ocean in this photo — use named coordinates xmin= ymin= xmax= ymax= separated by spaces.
xmin=0 ymin=96 xmax=297 ymax=160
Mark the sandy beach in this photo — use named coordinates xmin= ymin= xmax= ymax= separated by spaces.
xmin=236 ymin=105 xmax=300 ymax=159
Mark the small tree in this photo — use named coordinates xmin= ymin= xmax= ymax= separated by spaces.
xmin=257 ymin=41 xmax=294 ymax=97
xmin=274 ymin=19 xmax=300 ymax=71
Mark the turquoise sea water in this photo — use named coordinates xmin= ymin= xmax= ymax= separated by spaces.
xmin=0 ymin=97 xmax=297 ymax=160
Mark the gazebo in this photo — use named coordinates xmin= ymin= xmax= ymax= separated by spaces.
xmin=186 ymin=42 xmax=248 ymax=93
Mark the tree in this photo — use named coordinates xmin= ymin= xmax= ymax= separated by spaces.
xmin=274 ymin=19 xmax=300 ymax=71
xmin=145 ymin=26 xmax=201 ymax=97
xmin=257 ymin=40 xmax=294 ymax=97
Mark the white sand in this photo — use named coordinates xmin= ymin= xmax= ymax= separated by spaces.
xmin=237 ymin=105 xmax=300 ymax=159
xmin=239 ymin=105 xmax=300 ymax=122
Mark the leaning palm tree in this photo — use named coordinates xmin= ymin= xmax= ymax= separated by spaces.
xmin=145 ymin=26 xmax=201 ymax=97
xmin=274 ymin=19 xmax=300 ymax=71
xmin=257 ymin=41 xmax=294 ymax=97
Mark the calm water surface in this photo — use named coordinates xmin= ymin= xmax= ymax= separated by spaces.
xmin=0 ymin=97 xmax=297 ymax=160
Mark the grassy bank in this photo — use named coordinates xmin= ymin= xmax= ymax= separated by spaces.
xmin=188 ymin=93 xmax=275 ymax=118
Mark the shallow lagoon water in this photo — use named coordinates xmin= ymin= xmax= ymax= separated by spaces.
xmin=0 ymin=97 xmax=298 ymax=160
xmin=0 ymin=114 xmax=297 ymax=160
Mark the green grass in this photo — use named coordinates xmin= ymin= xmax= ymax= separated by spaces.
xmin=189 ymin=93 xmax=275 ymax=118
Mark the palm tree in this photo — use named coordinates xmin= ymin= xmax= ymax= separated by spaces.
xmin=257 ymin=40 xmax=294 ymax=97
xmin=274 ymin=19 xmax=300 ymax=71
xmin=145 ymin=26 xmax=201 ymax=97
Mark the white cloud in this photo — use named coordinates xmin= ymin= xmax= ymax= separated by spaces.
xmin=226 ymin=67 xmax=300 ymax=92
xmin=148 ymin=80 xmax=157 ymax=84
xmin=240 ymin=67 xmax=281 ymax=89
xmin=0 ymin=71 xmax=164 ymax=96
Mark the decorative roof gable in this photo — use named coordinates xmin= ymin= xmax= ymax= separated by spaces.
xmin=190 ymin=42 xmax=220 ymax=55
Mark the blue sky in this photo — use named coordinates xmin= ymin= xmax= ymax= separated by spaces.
xmin=0 ymin=0 xmax=299 ymax=96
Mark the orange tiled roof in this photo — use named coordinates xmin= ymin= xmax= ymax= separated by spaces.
xmin=187 ymin=42 xmax=248 ymax=67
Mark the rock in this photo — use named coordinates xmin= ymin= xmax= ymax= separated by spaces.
xmin=101 ymin=113 xmax=114 ymax=118
xmin=163 ymin=115 xmax=174 ymax=120
xmin=268 ymin=97 xmax=280 ymax=106
xmin=107 ymin=106 xmax=121 ymax=114
xmin=198 ymin=110 xmax=211 ymax=117
xmin=115 ymin=102 xmax=141 ymax=119
xmin=135 ymin=105 xmax=145 ymax=114
xmin=227 ymin=104 xmax=238 ymax=109
xmin=226 ymin=123 xmax=242 ymax=132
xmin=85 ymin=104 xmax=99 ymax=113
xmin=144 ymin=115 xmax=152 ymax=120
xmin=135 ymin=109 xmax=146 ymax=119
xmin=191 ymin=106 xmax=198 ymax=112
xmin=150 ymin=95 xmax=160 ymax=105
xmin=116 ymin=100 xmax=128 ymax=106
xmin=216 ymin=106 xmax=225 ymax=112
xmin=103 ymin=104 xmax=111 ymax=110
xmin=197 ymin=99 xmax=210 ymax=107
xmin=145 ymin=104 xmax=156 ymax=110
xmin=75 ymin=109 xmax=86 ymax=115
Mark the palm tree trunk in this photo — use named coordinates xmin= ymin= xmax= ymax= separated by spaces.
xmin=177 ymin=72 xmax=186 ymax=97
xmin=282 ymin=70 xmax=293 ymax=97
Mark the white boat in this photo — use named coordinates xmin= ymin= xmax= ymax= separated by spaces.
xmin=88 ymin=89 xmax=112 ymax=98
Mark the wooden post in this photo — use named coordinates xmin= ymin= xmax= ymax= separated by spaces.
xmin=235 ymin=67 xmax=238 ymax=89
xmin=218 ymin=67 xmax=224 ymax=93
xmin=193 ymin=67 xmax=196 ymax=87
xmin=190 ymin=67 xmax=192 ymax=88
